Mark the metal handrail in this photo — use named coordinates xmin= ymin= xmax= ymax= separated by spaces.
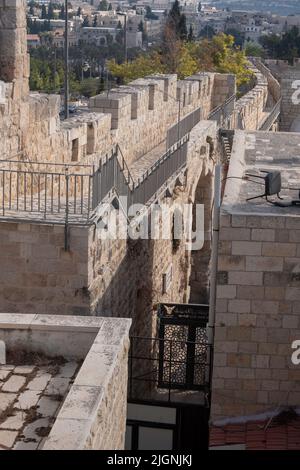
xmin=91 ymin=134 xmax=189 ymax=211
xmin=259 ymin=98 xmax=282 ymax=131
xmin=208 ymin=94 xmax=236 ymax=123
xmin=0 ymin=133 xmax=189 ymax=224
xmin=128 ymin=335 xmax=211 ymax=403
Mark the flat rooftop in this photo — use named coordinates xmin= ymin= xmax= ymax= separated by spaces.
xmin=0 ymin=356 xmax=80 ymax=450
xmin=222 ymin=130 xmax=300 ymax=216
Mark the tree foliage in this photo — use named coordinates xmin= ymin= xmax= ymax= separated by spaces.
xmin=98 ymin=0 xmax=108 ymax=11
xmin=108 ymin=33 xmax=252 ymax=87
xmin=260 ymin=27 xmax=300 ymax=63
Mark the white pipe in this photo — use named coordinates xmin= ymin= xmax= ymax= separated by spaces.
xmin=208 ymin=164 xmax=221 ymax=347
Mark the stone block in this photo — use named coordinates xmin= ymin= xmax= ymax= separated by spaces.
xmin=218 ymin=255 xmax=245 ymax=271
xmin=0 ymin=392 xmax=17 ymax=411
xmin=246 ymin=256 xmax=283 ymax=272
xmin=251 ymin=229 xmax=275 ymax=242
xmin=227 ymin=353 xmax=251 ymax=368
xmin=1 ymin=375 xmax=26 ymax=393
xmin=252 ymin=300 xmax=279 ymax=314
xmin=228 ymin=271 xmax=263 ymax=286
xmin=0 ymin=430 xmax=18 ymax=448
xmin=236 ymin=286 xmax=264 ymax=300
xmin=232 ymin=241 xmax=261 ymax=255
xmin=0 ymin=411 xmax=24 ymax=430
xmin=219 ymin=228 xmax=251 ymax=241
xmin=16 ymin=390 xmax=41 ymax=409
xmin=251 ymin=354 xmax=269 ymax=368
xmin=262 ymin=242 xmax=296 ymax=257
xmin=228 ymin=300 xmax=251 ymax=313
xmin=216 ymin=285 xmax=236 ymax=299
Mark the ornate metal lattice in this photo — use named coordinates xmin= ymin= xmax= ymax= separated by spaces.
xmin=157 ymin=303 xmax=209 ymax=391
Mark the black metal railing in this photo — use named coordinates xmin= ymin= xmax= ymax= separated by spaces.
xmin=208 ymin=94 xmax=236 ymax=126
xmin=128 ymin=335 xmax=211 ymax=404
xmin=0 ymin=135 xmax=189 ymax=224
xmin=259 ymin=98 xmax=282 ymax=131
xmin=0 ymin=160 xmax=93 ymax=222
xmin=166 ymin=107 xmax=201 ymax=149
xmin=92 ymin=135 xmax=189 ymax=211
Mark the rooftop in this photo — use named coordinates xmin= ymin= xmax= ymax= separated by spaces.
xmin=0 ymin=357 xmax=80 ymax=450
xmin=222 ymin=130 xmax=300 ymax=216
xmin=0 ymin=313 xmax=131 ymax=450
xmin=210 ymin=408 xmax=300 ymax=450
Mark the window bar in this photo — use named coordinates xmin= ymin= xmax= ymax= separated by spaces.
xmin=16 ymin=171 xmax=19 ymax=210
xmin=44 ymin=173 xmax=47 ymax=217
xmin=2 ymin=170 xmax=5 ymax=216
xmin=80 ymin=175 xmax=83 ymax=214
xmin=74 ymin=175 xmax=77 ymax=214
xmin=58 ymin=174 xmax=61 ymax=212
xmin=51 ymin=174 xmax=54 ymax=213
xmin=24 ymin=172 xmax=27 ymax=211
xmin=31 ymin=173 xmax=33 ymax=212
xmin=9 ymin=172 xmax=12 ymax=210
xmin=38 ymin=173 xmax=41 ymax=212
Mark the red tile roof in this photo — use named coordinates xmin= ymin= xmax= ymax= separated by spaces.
xmin=210 ymin=410 xmax=300 ymax=450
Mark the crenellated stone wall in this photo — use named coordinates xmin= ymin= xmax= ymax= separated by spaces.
xmin=264 ymin=59 xmax=300 ymax=132
xmin=0 ymin=121 xmax=218 ymax=342
xmin=232 ymin=64 xmax=268 ymax=131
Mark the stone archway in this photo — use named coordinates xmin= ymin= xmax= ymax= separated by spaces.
xmin=188 ymin=169 xmax=214 ymax=304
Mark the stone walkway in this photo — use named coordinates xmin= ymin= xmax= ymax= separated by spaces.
xmin=129 ymin=140 xmax=167 ymax=182
xmin=0 ymin=360 xmax=80 ymax=450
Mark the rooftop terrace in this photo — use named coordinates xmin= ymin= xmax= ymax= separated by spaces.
xmin=222 ymin=130 xmax=300 ymax=216
xmin=0 ymin=313 xmax=131 ymax=450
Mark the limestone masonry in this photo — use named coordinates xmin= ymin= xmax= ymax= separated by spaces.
xmin=1 ymin=0 xmax=300 ymax=451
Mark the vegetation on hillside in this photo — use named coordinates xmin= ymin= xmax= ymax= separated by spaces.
xmin=108 ymin=0 xmax=252 ymax=87
xmin=108 ymin=33 xmax=252 ymax=87
xmin=260 ymin=26 xmax=300 ymax=63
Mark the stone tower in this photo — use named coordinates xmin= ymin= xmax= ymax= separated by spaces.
xmin=0 ymin=0 xmax=29 ymax=95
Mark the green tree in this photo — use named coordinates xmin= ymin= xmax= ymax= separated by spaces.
xmin=93 ymin=15 xmax=98 ymax=27
xmin=82 ymin=16 xmax=90 ymax=27
xmin=41 ymin=4 xmax=47 ymax=19
xmin=108 ymin=33 xmax=252 ymax=87
xmin=77 ymin=7 xmax=82 ymax=16
xmin=225 ymin=28 xmax=244 ymax=47
xmin=244 ymin=41 xmax=264 ymax=58
xmin=108 ymin=3 xmax=112 ymax=10
xmin=48 ymin=2 xmax=54 ymax=19
xmin=198 ymin=24 xmax=215 ymax=39
xmin=80 ymin=77 xmax=102 ymax=97
xmin=98 ymin=0 xmax=108 ymax=11
xmin=164 ymin=0 xmax=187 ymax=41
xmin=59 ymin=4 xmax=65 ymax=19
xmin=145 ymin=6 xmax=158 ymax=20
xmin=187 ymin=24 xmax=194 ymax=42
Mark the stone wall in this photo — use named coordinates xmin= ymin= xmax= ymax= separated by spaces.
xmin=212 ymin=73 xmax=236 ymax=109
xmin=0 ymin=221 xmax=90 ymax=315
xmin=264 ymin=59 xmax=300 ymax=131
xmin=0 ymin=0 xmax=29 ymax=95
xmin=0 ymin=314 xmax=131 ymax=450
xmin=0 ymin=121 xmax=218 ymax=342
xmin=89 ymin=73 xmax=223 ymax=164
xmin=232 ymin=64 xmax=268 ymax=130
xmin=211 ymin=210 xmax=300 ymax=421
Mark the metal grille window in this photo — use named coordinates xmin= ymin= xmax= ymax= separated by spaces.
xmin=157 ymin=303 xmax=209 ymax=391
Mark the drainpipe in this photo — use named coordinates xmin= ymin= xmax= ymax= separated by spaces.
xmin=207 ymin=164 xmax=221 ymax=397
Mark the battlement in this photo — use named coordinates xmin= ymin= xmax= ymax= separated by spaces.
xmin=0 ymin=0 xmax=29 ymax=96
xmin=233 ymin=64 xmax=268 ymax=130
